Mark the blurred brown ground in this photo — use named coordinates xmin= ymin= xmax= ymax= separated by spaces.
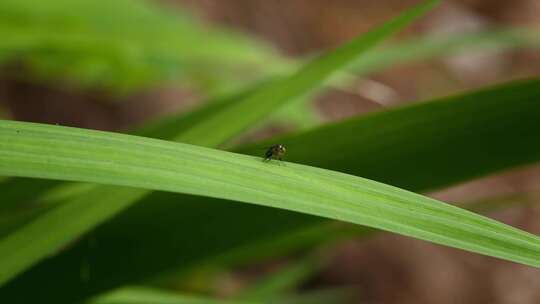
xmin=2 ymin=0 xmax=540 ymax=303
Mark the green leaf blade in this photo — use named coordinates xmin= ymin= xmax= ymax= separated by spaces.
xmin=89 ymin=286 xmax=258 ymax=304
xmin=0 ymin=120 xmax=539 ymax=284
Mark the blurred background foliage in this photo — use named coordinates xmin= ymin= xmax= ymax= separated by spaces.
xmin=0 ymin=0 xmax=289 ymax=93
xmin=1 ymin=0 xmax=540 ymax=303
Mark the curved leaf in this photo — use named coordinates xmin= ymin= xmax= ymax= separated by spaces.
xmin=0 ymin=120 xmax=539 ymax=287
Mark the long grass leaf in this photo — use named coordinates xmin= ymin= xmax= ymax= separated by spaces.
xmin=89 ymin=286 xmax=258 ymax=304
xmin=0 ymin=121 xmax=539 ymax=282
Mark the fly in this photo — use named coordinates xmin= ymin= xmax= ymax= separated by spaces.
xmin=264 ymin=144 xmax=286 ymax=162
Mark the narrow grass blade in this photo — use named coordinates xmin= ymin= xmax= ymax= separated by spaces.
xmin=131 ymin=80 xmax=272 ymax=140
xmin=0 ymin=178 xmax=59 ymax=213
xmin=271 ymin=288 xmax=354 ymax=304
xmin=0 ymin=120 xmax=539 ymax=282
xmin=238 ymin=254 xmax=324 ymax=301
xmin=178 ymin=0 xmax=440 ymax=147
xmin=90 ymin=286 xmax=352 ymax=304
xmin=89 ymin=286 xmax=258 ymax=304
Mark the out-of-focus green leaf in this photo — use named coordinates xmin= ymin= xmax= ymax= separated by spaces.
xmin=0 ymin=178 xmax=59 ymax=214
xmin=272 ymin=288 xmax=354 ymax=304
xmin=0 ymin=178 xmax=89 ymax=238
xmin=89 ymin=285 xmax=353 ymax=304
xmin=271 ymin=28 xmax=540 ymax=129
xmin=241 ymin=78 xmax=540 ymax=191
xmin=89 ymin=286 xmax=257 ymax=304
xmin=131 ymin=81 xmax=273 ymax=140
xmin=0 ymin=0 xmax=287 ymax=92
xmin=353 ymin=28 xmax=540 ymax=75
xmin=177 ymin=0 xmax=440 ymax=147
xmin=238 ymin=254 xmax=323 ymax=301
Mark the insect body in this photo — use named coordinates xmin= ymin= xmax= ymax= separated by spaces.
xmin=264 ymin=144 xmax=286 ymax=162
